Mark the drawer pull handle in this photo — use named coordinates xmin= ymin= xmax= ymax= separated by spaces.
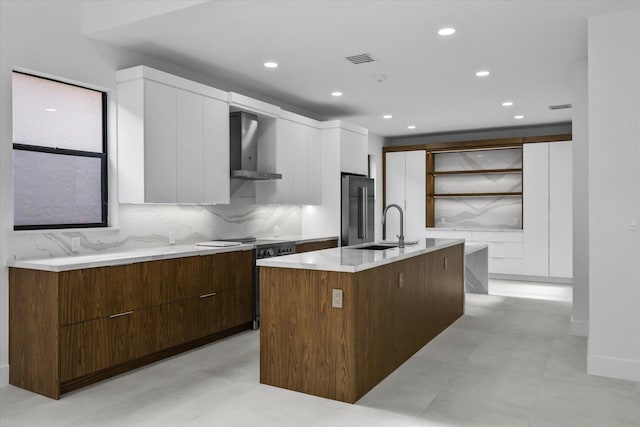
xmin=200 ymin=292 xmax=217 ymax=299
xmin=109 ymin=310 xmax=133 ymax=319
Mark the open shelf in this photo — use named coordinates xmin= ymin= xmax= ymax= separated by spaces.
xmin=431 ymin=168 xmax=522 ymax=176
xmin=433 ymin=192 xmax=523 ymax=198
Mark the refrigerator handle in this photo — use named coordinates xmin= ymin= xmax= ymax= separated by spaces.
xmin=363 ymin=186 xmax=368 ymax=240
xmin=357 ymin=186 xmax=364 ymax=239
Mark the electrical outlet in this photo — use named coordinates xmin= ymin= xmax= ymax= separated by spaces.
xmin=169 ymin=231 xmax=175 ymax=245
xmin=398 ymin=271 xmax=404 ymax=288
xmin=629 ymin=216 xmax=639 ymax=231
xmin=71 ymin=237 xmax=80 ymax=253
xmin=273 ymin=225 xmax=280 ymax=237
xmin=332 ymin=289 xmax=343 ymax=308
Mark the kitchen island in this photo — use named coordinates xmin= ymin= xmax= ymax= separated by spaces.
xmin=257 ymin=238 xmax=464 ymax=403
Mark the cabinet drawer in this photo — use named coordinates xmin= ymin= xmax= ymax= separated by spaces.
xmin=473 ymin=242 xmax=523 ymax=259
xmin=425 ymin=230 xmax=473 ymax=240
xmin=59 ymin=263 xmax=144 ymax=326
xmin=471 ymin=231 xmax=523 ymax=243
xmin=489 ymin=258 xmax=523 ymax=275
xmin=200 ymin=251 xmax=253 ymax=295
xmin=186 ymin=286 xmax=253 ymax=340
xmin=295 ymin=239 xmax=338 ymax=254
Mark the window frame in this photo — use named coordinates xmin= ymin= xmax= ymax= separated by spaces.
xmin=12 ymin=71 xmax=108 ymax=231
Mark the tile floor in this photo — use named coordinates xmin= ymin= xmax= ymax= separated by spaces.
xmin=1 ymin=280 xmax=639 ymax=427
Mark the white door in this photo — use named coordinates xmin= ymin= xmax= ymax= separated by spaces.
xmin=549 ymin=141 xmax=573 ymax=277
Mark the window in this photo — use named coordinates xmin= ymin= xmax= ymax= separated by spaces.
xmin=12 ymin=71 xmax=107 ymax=230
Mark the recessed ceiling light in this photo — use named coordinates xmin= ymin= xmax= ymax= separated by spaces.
xmin=502 ymin=101 xmax=514 ymax=107
xmin=331 ymin=91 xmax=343 ymax=97
xmin=45 ymin=108 xmax=57 ymax=112
xmin=514 ymin=115 xmax=524 ymax=120
xmin=264 ymin=62 xmax=278 ymax=68
xmin=476 ymin=70 xmax=490 ymax=77
xmin=408 ymin=125 xmax=416 ymax=129
xmin=383 ymin=114 xmax=392 ymax=119
xmin=438 ymin=27 xmax=456 ymax=36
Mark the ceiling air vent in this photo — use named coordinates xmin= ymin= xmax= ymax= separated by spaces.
xmin=346 ymin=53 xmax=376 ymax=65
xmin=548 ymin=104 xmax=572 ymax=110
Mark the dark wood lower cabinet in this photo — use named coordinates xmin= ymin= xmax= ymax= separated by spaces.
xmin=260 ymin=243 xmax=464 ymax=403
xmin=10 ymin=250 xmax=253 ymax=399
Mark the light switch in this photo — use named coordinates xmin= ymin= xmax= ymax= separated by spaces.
xmin=169 ymin=231 xmax=176 ymax=245
xmin=71 ymin=237 xmax=80 ymax=253
xmin=629 ymin=216 xmax=639 ymax=231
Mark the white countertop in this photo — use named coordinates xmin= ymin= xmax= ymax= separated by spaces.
xmin=465 ymin=243 xmax=489 ymax=255
xmin=256 ymin=238 xmax=464 ymax=273
xmin=8 ymin=244 xmax=254 ymax=272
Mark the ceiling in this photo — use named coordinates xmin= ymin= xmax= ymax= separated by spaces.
xmin=86 ymin=0 xmax=640 ymax=137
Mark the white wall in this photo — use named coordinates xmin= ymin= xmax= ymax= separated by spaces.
xmin=571 ymin=60 xmax=589 ymax=337
xmin=587 ymin=8 xmax=640 ymax=382
xmin=0 ymin=0 xmax=302 ymax=386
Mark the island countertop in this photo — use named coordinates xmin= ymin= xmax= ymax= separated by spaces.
xmin=256 ymin=238 xmax=464 ymax=273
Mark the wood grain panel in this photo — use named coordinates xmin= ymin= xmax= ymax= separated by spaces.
xmin=9 ymin=268 xmax=60 ymax=399
xmin=59 ymin=263 xmax=142 ymax=325
xmin=260 ymin=268 xmax=355 ymax=402
xmin=295 ymin=239 xmax=339 ymax=254
xmin=201 ymin=250 xmax=253 ymax=295
xmin=260 ymin=244 xmax=464 ymax=404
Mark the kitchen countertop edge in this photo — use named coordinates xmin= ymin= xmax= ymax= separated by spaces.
xmin=257 ymin=238 xmax=465 ymax=273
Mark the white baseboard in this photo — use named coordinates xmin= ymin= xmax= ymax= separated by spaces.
xmin=489 ymin=273 xmax=573 ymax=284
xmin=588 ymin=354 xmax=640 ymax=382
xmin=570 ymin=318 xmax=589 ymax=337
xmin=0 ymin=364 xmax=8 ymax=387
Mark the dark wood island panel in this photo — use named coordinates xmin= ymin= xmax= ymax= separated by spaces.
xmin=260 ymin=243 xmax=464 ymax=403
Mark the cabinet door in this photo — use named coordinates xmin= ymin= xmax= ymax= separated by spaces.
xmin=144 ymin=80 xmax=177 ymax=202
xmin=306 ymin=126 xmax=322 ymax=205
xmin=549 ymin=141 xmax=573 ymax=278
xmin=176 ymin=90 xmax=204 ymax=203
xmin=384 ymin=152 xmax=405 ymax=239
xmin=523 ymin=143 xmax=550 ymax=276
xmin=340 ymin=129 xmax=368 ymax=175
xmin=203 ymin=96 xmax=230 ymax=204
xmin=292 ymin=123 xmax=309 ymax=204
xmin=405 ymin=150 xmax=426 ymax=240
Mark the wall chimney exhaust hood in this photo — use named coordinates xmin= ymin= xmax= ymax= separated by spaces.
xmin=229 ymin=111 xmax=282 ymax=180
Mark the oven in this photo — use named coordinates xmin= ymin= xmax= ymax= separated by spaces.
xmin=252 ymin=240 xmax=296 ymax=329
xmin=223 ymin=238 xmax=295 ymax=330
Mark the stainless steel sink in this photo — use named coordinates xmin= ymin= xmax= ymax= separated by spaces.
xmin=354 ymin=244 xmax=398 ymax=250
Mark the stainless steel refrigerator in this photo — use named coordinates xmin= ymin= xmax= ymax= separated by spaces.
xmin=341 ymin=174 xmax=375 ymax=246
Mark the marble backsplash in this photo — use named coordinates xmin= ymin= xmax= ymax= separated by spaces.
xmin=8 ymin=204 xmax=302 ymax=261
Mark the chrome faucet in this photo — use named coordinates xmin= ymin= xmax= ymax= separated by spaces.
xmin=382 ymin=204 xmax=405 ymax=248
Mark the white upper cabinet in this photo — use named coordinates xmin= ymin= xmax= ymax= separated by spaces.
xmin=117 ymin=66 xmax=229 ymax=204
xmin=255 ymin=111 xmax=322 ymax=205
xmin=339 ymin=126 xmax=368 ymax=175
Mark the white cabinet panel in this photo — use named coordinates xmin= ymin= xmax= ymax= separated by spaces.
xmin=523 ymin=143 xmax=550 ymax=276
xmin=549 ymin=141 xmax=573 ymax=278
xmin=306 ymin=127 xmax=322 ymax=205
xmin=203 ymin=96 xmax=230 ymax=204
xmin=144 ymin=80 xmax=176 ymax=203
xmin=340 ymin=130 xmax=368 ymax=175
xmin=472 ymin=231 xmax=523 ymax=243
xmin=425 ymin=229 xmax=473 ymax=240
xmin=176 ymin=90 xmax=204 ymax=203
xmin=405 ymin=150 xmax=426 ymax=240
xmin=489 ymin=258 xmax=524 ymax=275
xmin=482 ymin=242 xmax=523 ymax=259
xmin=384 ymin=152 xmax=406 ymax=239
xmin=384 ymin=151 xmax=426 ymax=241
xmin=117 ymin=67 xmax=230 ymax=204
